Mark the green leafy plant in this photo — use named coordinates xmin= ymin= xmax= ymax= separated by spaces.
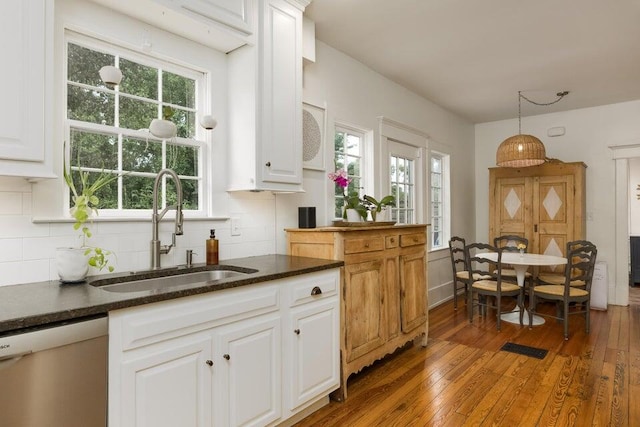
xmin=63 ymin=149 xmax=121 ymax=272
xmin=344 ymin=191 xmax=368 ymax=220
xmin=363 ymin=194 xmax=396 ymax=221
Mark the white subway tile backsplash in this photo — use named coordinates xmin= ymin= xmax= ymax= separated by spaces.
xmin=0 ymin=239 xmax=23 ymax=262
xmin=0 ymin=193 xmax=24 ymax=215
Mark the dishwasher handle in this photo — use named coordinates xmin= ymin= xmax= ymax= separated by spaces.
xmin=0 ymin=351 xmax=32 ymax=370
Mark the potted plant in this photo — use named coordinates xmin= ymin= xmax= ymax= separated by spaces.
xmin=328 ymin=169 xmax=367 ymax=221
xmin=363 ymin=194 xmax=396 ymax=221
xmin=57 ymin=155 xmax=120 ymax=282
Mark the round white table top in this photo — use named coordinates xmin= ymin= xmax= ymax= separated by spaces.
xmin=479 ymin=252 xmax=567 ymax=266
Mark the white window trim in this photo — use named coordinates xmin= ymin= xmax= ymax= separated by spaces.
xmin=428 ymin=150 xmax=451 ymax=251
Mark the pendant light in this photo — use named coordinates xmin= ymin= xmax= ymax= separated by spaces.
xmin=496 ymin=91 xmax=569 ymax=168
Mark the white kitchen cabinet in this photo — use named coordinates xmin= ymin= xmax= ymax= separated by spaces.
xmin=227 ymin=0 xmax=308 ymax=192
xmin=287 ymin=299 xmax=339 ymax=411
xmin=213 ymin=314 xmax=281 ymax=427
xmin=0 ymin=0 xmax=54 ymax=179
xmin=108 ymin=268 xmax=339 ymax=427
xmin=120 ymin=333 xmax=213 ymax=427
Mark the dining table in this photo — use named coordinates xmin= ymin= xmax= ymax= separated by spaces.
xmin=478 ymin=251 xmax=567 ymax=325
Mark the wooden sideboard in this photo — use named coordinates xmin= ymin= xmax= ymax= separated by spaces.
xmin=285 ymin=224 xmax=428 ymax=400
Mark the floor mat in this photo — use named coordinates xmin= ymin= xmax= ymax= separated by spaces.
xmin=500 ymin=342 xmax=548 ymax=359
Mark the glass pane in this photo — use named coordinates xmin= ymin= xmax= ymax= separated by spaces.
xmin=68 ymin=85 xmax=114 ymax=125
xmin=399 ymin=210 xmax=406 ymax=224
xmin=119 ymin=58 xmax=158 ymax=100
xmin=348 ymin=178 xmax=361 ymax=195
xmin=346 ymin=156 xmax=360 ymax=177
xmin=122 ymin=175 xmax=154 ymax=209
xmin=170 ymin=108 xmax=196 ymax=139
xmin=70 ymin=129 xmax=118 ymax=170
xmin=432 ymin=217 xmax=441 ymax=230
xmin=346 ymin=134 xmax=360 ymax=156
xmin=433 ymin=231 xmax=441 ymax=247
xmin=390 ymin=157 xmax=397 ymax=179
xmin=405 ymin=159 xmax=412 ymax=181
xmin=431 ymin=172 xmax=441 ymax=188
xmin=431 ymin=156 xmax=441 ymax=173
xmin=334 ymin=131 xmax=345 ymax=153
xmin=432 ymin=202 xmax=441 ymax=217
xmin=70 ymin=170 xmax=118 ymax=209
xmin=68 ymin=43 xmax=113 ymax=88
xmin=167 ymin=179 xmax=198 ymax=210
xmin=122 ymin=138 xmax=162 ymax=173
xmin=398 ymin=188 xmax=406 ymax=208
xmin=120 ymin=96 xmax=157 ymax=130
xmin=334 ymin=153 xmax=345 ymax=171
xmin=432 ymin=187 xmax=441 ymax=202
xmin=163 ymin=71 xmax=195 ymax=108
xmin=166 ymin=144 xmax=198 ymax=176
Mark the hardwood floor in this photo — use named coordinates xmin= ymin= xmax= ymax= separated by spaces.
xmin=295 ymin=289 xmax=640 ymax=426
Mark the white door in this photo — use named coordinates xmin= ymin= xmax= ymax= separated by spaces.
xmin=287 ymin=299 xmax=340 ymax=411
xmin=213 ymin=313 xmax=282 ymax=427
xmin=120 ymin=333 xmax=212 ymax=427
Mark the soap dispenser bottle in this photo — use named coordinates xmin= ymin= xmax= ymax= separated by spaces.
xmin=206 ymin=229 xmax=219 ymax=265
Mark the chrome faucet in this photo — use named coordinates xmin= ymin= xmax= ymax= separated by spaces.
xmin=150 ymin=168 xmax=184 ymax=269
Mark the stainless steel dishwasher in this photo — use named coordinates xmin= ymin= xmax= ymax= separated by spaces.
xmin=0 ymin=315 xmax=108 ymax=427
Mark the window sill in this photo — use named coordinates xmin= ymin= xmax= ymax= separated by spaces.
xmin=31 ymin=215 xmax=230 ymax=224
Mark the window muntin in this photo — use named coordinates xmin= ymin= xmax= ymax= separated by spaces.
xmin=66 ymin=37 xmax=205 ymax=213
xmin=333 ymin=126 xmax=365 ymax=219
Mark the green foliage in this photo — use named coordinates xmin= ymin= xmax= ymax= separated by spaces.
xmin=363 ymin=195 xmax=396 ymax=221
xmin=64 ymin=146 xmax=121 ymax=272
xmin=344 ymin=191 xmax=368 ymax=220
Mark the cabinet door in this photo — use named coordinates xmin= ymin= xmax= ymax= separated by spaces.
xmin=399 ymin=250 xmax=428 ymax=332
xmin=288 ymin=299 xmax=340 ymax=411
xmin=119 ymin=334 xmax=212 ymax=427
xmin=0 ymin=0 xmax=53 ymax=178
xmin=490 ymin=176 xmax=533 ymax=242
xmin=259 ymin=0 xmax=302 ymax=186
xmin=534 ymin=174 xmax=575 ymax=262
xmin=214 ymin=314 xmax=282 ymax=427
xmin=344 ymin=259 xmax=386 ymax=362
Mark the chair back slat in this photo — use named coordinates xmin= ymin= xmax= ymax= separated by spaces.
xmin=449 ymin=236 xmax=467 ymax=274
xmin=465 ymin=242 xmax=502 ymax=281
xmin=494 ymin=235 xmax=529 ymax=253
xmin=564 ymin=243 xmax=597 ymax=293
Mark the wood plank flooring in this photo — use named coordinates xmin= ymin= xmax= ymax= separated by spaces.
xmin=295 ymin=288 xmax=640 ymax=426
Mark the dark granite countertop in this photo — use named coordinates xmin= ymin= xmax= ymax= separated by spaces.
xmin=0 ymin=255 xmax=343 ymax=334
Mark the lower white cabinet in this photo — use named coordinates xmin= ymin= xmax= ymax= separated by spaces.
xmin=108 ymin=269 xmax=340 ymax=427
xmin=213 ymin=314 xmax=281 ymax=427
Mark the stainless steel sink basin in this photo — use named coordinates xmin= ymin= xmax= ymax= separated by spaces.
xmin=91 ymin=267 xmax=258 ymax=293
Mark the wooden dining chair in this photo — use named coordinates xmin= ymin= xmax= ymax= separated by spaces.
xmin=493 ymin=235 xmax=533 ymax=286
xmin=464 ymin=242 xmax=524 ymax=331
xmin=528 ymin=242 xmax=597 ymax=340
xmin=537 ymin=240 xmax=596 ymax=288
xmin=449 ymin=236 xmax=471 ymax=311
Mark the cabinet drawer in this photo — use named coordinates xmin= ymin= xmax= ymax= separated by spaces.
xmin=113 ymin=284 xmax=280 ymax=351
xmin=344 ymin=237 xmax=384 ymax=254
xmin=289 ymin=270 xmax=339 ymax=306
xmin=400 ymin=233 xmax=426 ymax=247
xmin=385 ymin=235 xmax=399 ymax=249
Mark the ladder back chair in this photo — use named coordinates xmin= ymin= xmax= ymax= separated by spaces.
xmin=537 ymin=240 xmax=596 ymax=287
xmin=465 ymin=242 xmax=524 ymax=331
xmin=528 ymin=242 xmax=597 ymax=340
xmin=493 ymin=235 xmax=533 ymax=287
xmin=449 ymin=236 xmax=471 ymax=310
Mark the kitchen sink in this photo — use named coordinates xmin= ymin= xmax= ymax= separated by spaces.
xmin=91 ymin=266 xmax=258 ymax=293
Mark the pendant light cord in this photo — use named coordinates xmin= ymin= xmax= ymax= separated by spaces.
xmin=517 ymin=90 xmax=570 ymax=134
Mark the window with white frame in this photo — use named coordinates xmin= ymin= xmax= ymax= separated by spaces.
xmin=388 ymin=140 xmax=421 ymax=225
xmin=332 ymin=125 xmax=366 ymax=219
xmin=430 ymin=151 xmax=450 ymax=250
xmin=66 ymin=34 xmax=206 ymax=213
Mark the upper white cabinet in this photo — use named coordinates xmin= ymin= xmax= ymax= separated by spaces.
xmin=227 ymin=0 xmax=307 ymax=192
xmin=0 ymin=0 xmax=54 ymax=179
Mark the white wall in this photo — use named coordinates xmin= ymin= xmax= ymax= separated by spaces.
xmin=475 ymin=99 xmax=640 ymax=305
xmin=276 ymin=41 xmax=477 ymax=308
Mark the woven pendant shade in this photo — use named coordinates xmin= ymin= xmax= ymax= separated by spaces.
xmin=496 ymin=134 xmax=546 ymax=167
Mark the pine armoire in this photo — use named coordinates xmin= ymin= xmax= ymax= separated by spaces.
xmin=489 ymin=161 xmax=586 ymax=273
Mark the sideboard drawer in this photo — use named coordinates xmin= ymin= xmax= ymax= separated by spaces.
xmin=400 ymin=233 xmax=426 ymax=247
xmin=385 ymin=235 xmax=399 ymax=249
xmin=344 ymin=237 xmax=384 ymax=254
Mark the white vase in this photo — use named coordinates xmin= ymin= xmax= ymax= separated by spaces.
xmin=56 ymin=247 xmax=89 ymax=283
xmin=346 ymin=209 xmax=361 ymax=222
xmin=149 ymin=119 xmax=177 ymax=139
xmin=375 ymin=209 xmax=390 ymax=222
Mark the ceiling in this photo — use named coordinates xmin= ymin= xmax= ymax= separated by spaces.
xmin=305 ymin=0 xmax=640 ymax=123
